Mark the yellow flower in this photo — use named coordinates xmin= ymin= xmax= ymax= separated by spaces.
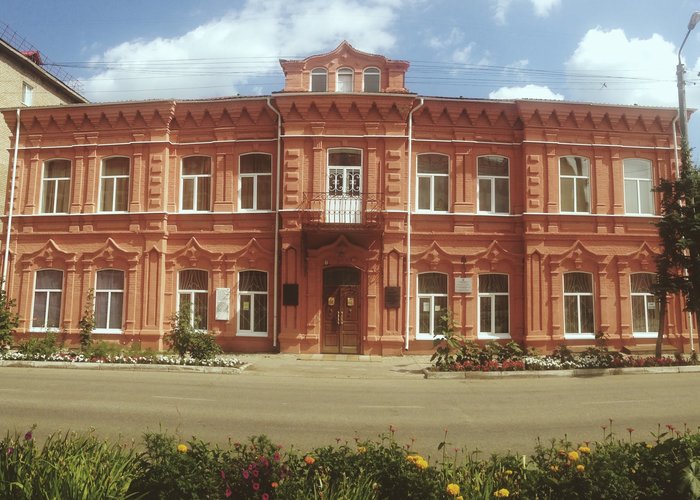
xmin=416 ymin=458 xmax=429 ymax=470
xmin=494 ymin=488 xmax=510 ymax=497
xmin=357 ymin=446 xmax=367 ymax=454
xmin=646 ymin=443 xmax=654 ymax=449
xmin=304 ymin=455 xmax=315 ymax=465
xmin=177 ymin=443 xmax=188 ymax=453
xmin=446 ymin=483 xmax=460 ymax=496
xmin=576 ymin=464 xmax=585 ymax=473
xmin=550 ymin=465 xmax=559 ymax=473
xmin=504 ymin=469 xmax=513 ymax=476
xmin=456 ymin=497 xmax=464 ymax=500
xmin=567 ymin=450 xmax=579 ymax=462
xmin=578 ymin=445 xmax=591 ymax=454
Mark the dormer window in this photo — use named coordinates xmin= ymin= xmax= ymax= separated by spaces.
xmin=310 ymin=68 xmax=328 ymax=92
xmin=363 ymin=68 xmax=380 ymax=92
xmin=336 ymin=67 xmax=353 ymax=92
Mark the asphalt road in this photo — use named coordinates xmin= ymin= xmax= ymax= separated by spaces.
xmin=0 ymin=363 xmax=698 ymax=458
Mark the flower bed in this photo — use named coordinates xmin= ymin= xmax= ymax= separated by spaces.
xmin=2 ymin=425 xmax=699 ymax=498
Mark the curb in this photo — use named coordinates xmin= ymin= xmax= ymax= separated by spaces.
xmin=423 ymin=365 xmax=700 ymax=379
xmin=0 ymin=360 xmax=250 ymax=374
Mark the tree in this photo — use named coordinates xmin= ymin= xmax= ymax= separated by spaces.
xmin=0 ymin=287 xmax=19 ymax=348
xmin=654 ymin=140 xmax=700 ymax=358
xmin=78 ymin=289 xmax=96 ymax=350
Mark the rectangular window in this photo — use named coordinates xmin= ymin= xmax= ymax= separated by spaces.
xmin=22 ymin=82 xmax=33 ymax=106
xmin=181 ymin=156 xmax=211 ymax=212
xmin=559 ymin=156 xmax=590 ymax=213
xmin=631 ymin=273 xmax=659 ymax=337
xmin=564 ymin=272 xmax=594 ymax=337
xmin=238 ymin=271 xmax=268 ymax=336
xmin=477 ymin=156 xmax=509 ymax=214
xmin=41 ymin=160 xmax=71 ymax=214
xmin=478 ymin=274 xmax=509 ymax=338
xmin=624 ymin=159 xmax=654 ymax=215
xmin=95 ymin=269 xmax=124 ymax=332
xmin=178 ymin=269 xmax=209 ymax=329
xmin=417 ymin=273 xmax=448 ymax=339
xmin=32 ymin=269 xmax=63 ymax=330
xmin=417 ymin=154 xmax=449 ymax=212
xmin=100 ymin=157 xmax=129 ymax=212
xmin=239 ymin=154 xmax=272 ymax=210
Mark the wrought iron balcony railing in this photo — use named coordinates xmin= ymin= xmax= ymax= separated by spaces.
xmin=300 ymin=192 xmax=383 ymax=228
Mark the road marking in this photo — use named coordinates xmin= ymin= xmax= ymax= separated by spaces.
xmin=358 ymin=405 xmax=424 ymax=409
xmin=152 ymin=396 xmax=214 ymax=402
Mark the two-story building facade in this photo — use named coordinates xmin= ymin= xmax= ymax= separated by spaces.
xmin=1 ymin=42 xmax=691 ymax=354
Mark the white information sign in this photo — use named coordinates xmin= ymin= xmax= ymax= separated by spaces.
xmin=454 ymin=277 xmax=472 ymax=294
xmin=215 ymin=288 xmax=231 ymax=320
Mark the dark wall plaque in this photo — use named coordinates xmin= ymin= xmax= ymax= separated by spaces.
xmin=283 ymin=284 xmax=299 ymax=306
xmin=385 ymin=286 xmax=400 ymax=309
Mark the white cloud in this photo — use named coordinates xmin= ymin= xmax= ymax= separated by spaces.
xmin=564 ymin=28 xmax=687 ymax=108
xmin=489 ymin=84 xmax=564 ymax=100
xmin=83 ymin=0 xmax=403 ymax=101
xmin=428 ymin=28 xmax=464 ymax=50
xmin=491 ymin=0 xmax=560 ymax=24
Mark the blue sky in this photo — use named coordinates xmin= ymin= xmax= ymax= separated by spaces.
xmin=3 ymin=0 xmax=700 ymax=146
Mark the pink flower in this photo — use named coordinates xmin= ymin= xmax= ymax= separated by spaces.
xmin=242 ymin=470 xmax=249 ymax=479
xmin=24 ymin=431 xmax=32 ymax=441
xmin=262 ymin=494 xmax=269 ymax=500
xmin=225 ymin=486 xmax=232 ymax=498
xmin=273 ymin=451 xmax=280 ymax=462
xmin=252 ymin=482 xmax=260 ymax=491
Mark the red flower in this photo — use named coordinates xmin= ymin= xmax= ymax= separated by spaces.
xmin=225 ymin=486 xmax=232 ymax=498
xmin=252 ymin=482 xmax=260 ymax=491
xmin=24 ymin=431 xmax=32 ymax=441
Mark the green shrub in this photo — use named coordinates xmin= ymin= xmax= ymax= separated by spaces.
xmin=85 ymin=340 xmax=123 ymax=359
xmin=78 ymin=288 xmax=96 ymax=350
xmin=17 ymin=332 xmax=60 ymax=357
xmin=0 ymin=287 xmax=19 ymax=348
xmin=165 ymin=302 xmax=222 ymax=361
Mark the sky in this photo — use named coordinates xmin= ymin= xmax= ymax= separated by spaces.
xmin=3 ymin=0 xmax=700 ymax=148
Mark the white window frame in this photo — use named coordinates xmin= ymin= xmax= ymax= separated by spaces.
xmin=310 ymin=68 xmax=328 ymax=92
xmin=416 ymin=272 xmax=448 ymax=340
xmin=180 ymin=156 xmax=211 ymax=213
xmin=239 ymin=153 xmax=272 ymax=211
xmin=177 ymin=269 xmax=209 ymax=330
xmin=336 ymin=67 xmax=354 ymax=92
xmin=477 ymin=155 xmax=510 ymax=214
xmin=624 ymin=158 xmax=654 ymax=215
xmin=237 ymin=270 xmax=268 ymax=337
xmin=563 ymin=272 xmax=595 ymax=339
xmin=94 ymin=269 xmax=124 ymax=334
xmin=99 ymin=156 xmax=130 ymax=213
xmin=559 ymin=156 xmax=591 ymax=214
xmin=22 ymin=82 xmax=33 ymax=106
xmin=416 ymin=153 xmax=449 ymax=213
xmin=478 ymin=274 xmax=510 ymax=339
xmin=363 ymin=67 xmax=380 ymax=92
xmin=31 ymin=269 xmax=63 ymax=331
xmin=40 ymin=159 xmax=71 ymax=214
xmin=630 ymin=273 xmax=658 ymax=338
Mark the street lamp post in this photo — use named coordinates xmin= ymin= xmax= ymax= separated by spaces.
xmin=677 ymin=11 xmax=700 ymax=141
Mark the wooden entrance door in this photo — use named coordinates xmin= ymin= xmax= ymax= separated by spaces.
xmin=323 ymin=268 xmax=361 ymax=354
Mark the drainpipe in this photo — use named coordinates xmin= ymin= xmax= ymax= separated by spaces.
xmin=266 ymin=98 xmax=282 ymax=349
xmin=671 ymin=113 xmax=695 ymax=353
xmin=2 ymin=108 xmax=20 ymax=291
xmin=404 ymin=98 xmax=424 ymax=351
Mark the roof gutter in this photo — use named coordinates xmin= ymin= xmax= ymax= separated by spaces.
xmin=266 ymin=97 xmax=282 ymax=349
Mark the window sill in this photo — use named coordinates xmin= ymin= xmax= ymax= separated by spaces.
xmin=93 ymin=329 xmax=123 ymax=335
xmin=29 ymin=328 xmax=59 ymax=333
xmin=563 ymin=333 xmax=596 ymax=340
xmin=632 ymin=332 xmax=658 ymax=339
xmin=236 ymin=331 xmax=268 ymax=338
xmin=478 ymin=333 xmax=511 ymax=340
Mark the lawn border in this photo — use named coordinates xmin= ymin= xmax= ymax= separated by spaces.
xmin=423 ymin=365 xmax=700 ymax=379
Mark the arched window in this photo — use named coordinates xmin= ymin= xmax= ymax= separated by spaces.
xmin=631 ymin=273 xmax=658 ymax=336
xmin=310 ymin=68 xmax=328 ymax=92
xmin=180 ymin=156 xmax=211 ymax=212
xmin=32 ymin=269 xmax=63 ymax=330
xmin=417 ymin=154 xmax=449 ymax=212
xmin=564 ymin=272 xmax=594 ymax=336
xmin=100 ymin=157 xmax=129 ymax=212
xmin=417 ymin=272 xmax=448 ymax=339
xmin=478 ymin=274 xmax=509 ymax=338
xmin=336 ymin=67 xmax=353 ymax=92
xmin=363 ymin=67 xmax=380 ymax=92
xmin=41 ymin=159 xmax=71 ymax=214
xmin=477 ymin=156 xmax=509 ymax=214
xmin=624 ymin=159 xmax=654 ymax=215
xmin=95 ymin=269 xmax=124 ymax=332
xmin=238 ymin=271 xmax=268 ymax=337
xmin=178 ymin=269 xmax=209 ymax=329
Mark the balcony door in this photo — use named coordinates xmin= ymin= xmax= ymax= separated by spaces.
xmin=326 ymin=149 xmax=361 ymax=223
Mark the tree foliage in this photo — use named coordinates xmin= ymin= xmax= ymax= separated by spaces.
xmin=654 ymin=140 xmax=700 ymax=357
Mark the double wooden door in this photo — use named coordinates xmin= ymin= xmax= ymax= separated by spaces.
xmin=322 ymin=268 xmax=361 ymax=354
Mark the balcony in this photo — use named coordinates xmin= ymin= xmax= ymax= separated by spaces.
xmin=300 ymin=192 xmax=383 ymax=229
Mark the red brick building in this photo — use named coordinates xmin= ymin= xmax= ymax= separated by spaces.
xmin=1 ymin=42 xmax=693 ymax=354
